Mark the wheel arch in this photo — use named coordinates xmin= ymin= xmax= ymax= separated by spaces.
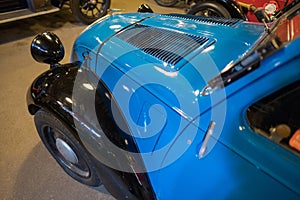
xmin=189 ymin=0 xmax=246 ymax=20
xmin=213 ymin=0 xmax=246 ymax=19
xmin=26 ymin=63 xmax=81 ymax=139
xmin=26 ymin=63 xmax=156 ymax=200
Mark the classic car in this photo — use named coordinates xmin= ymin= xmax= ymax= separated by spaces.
xmin=187 ymin=0 xmax=295 ymax=22
xmin=0 ymin=0 xmax=110 ymax=24
xmin=27 ymin=1 xmax=300 ymax=199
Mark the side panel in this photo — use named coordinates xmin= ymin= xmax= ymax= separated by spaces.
xmin=216 ymin=56 xmax=300 ymax=194
xmin=153 ymin=28 xmax=300 ymax=200
xmin=155 ymin=131 xmax=298 ymax=199
xmin=27 ymin=63 xmax=156 ymax=200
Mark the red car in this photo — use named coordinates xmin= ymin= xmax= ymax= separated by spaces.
xmin=187 ymin=0 xmax=294 ymax=22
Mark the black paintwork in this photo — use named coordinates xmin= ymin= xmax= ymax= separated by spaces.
xmin=0 ymin=0 xmax=28 ymax=12
xmin=31 ymin=32 xmax=65 ymax=67
xmin=137 ymin=4 xmax=154 ymax=13
xmin=0 ymin=0 xmax=64 ymax=13
xmin=51 ymin=0 xmax=65 ymax=8
xmin=201 ymin=0 xmax=246 ymax=20
xmin=27 ymin=63 xmax=156 ymax=200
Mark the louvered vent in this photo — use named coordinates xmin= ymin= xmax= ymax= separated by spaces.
xmin=116 ymin=24 xmax=209 ymax=66
xmin=164 ymin=14 xmax=240 ymax=26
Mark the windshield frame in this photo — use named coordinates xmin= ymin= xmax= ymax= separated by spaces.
xmin=201 ymin=1 xmax=300 ymax=96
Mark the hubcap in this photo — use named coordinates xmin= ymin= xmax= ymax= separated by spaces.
xmin=55 ymin=138 xmax=78 ymax=164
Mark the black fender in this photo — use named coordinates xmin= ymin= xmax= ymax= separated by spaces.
xmin=217 ymin=0 xmax=246 ymax=19
xmin=27 ymin=63 xmax=156 ymax=200
xmin=27 ymin=63 xmax=79 ymax=123
xmin=190 ymin=0 xmax=246 ymax=20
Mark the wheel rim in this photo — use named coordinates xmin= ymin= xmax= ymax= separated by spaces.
xmin=42 ymin=125 xmax=90 ymax=178
xmin=155 ymin=0 xmax=178 ymax=6
xmin=80 ymin=0 xmax=105 ymax=19
xmin=195 ymin=8 xmax=225 ymax=17
xmin=159 ymin=0 xmax=177 ymax=4
xmin=55 ymin=138 xmax=78 ymax=164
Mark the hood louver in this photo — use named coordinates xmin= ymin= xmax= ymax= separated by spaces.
xmin=164 ymin=14 xmax=240 ymax=26
xmin=116 ymin=24 xmax=209 ymax=67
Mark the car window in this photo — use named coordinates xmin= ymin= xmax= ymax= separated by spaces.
xmin=272 ymin=12 xmax=300 ymax=48
xmin=277 ymin=14 xmax=300 ymax=41
xmin=246 ymin=80 xmax=300 ymax=156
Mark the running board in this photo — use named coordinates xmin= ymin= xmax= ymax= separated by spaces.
xmin=0 ymin=7 xmax=60 ymax=24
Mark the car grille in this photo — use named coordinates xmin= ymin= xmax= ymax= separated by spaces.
xmin=116 ymin=24 xmax=209 ymax=66
xmin=163 ymin=14 xmax=240 ymax=26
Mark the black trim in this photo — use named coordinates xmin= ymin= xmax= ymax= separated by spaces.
xmin=27 ymin=63 xmax=156 ymax=200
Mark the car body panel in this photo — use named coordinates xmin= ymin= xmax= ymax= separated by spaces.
xmin=150 ymin=36 xmax=300 ymax=199
xmin=28 ymin=3 xmax=300 ymax=199
xmin=155 ymin=39 xmax=300 ymax=199
xmin=219 ymin=44 xmax=300 ymax=194
xmin=72 ymin=13 xmax=265 ymax=121
xmin=72 ymin=12 xmax=300 ymax=198
xmin=71 ymin=13 xmax=155 ymax=59
xmin=71 ymin=15 xmax=265 ymax=171
xmin=27 ymin=63 xmax=157 ymax=199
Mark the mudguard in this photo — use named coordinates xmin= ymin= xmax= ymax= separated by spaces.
xmin=190 ymin=0 xmax=246 ymax=20
xmin=26 ymin=63 xmax=156 ymax=200
xmin=221 ymin=0 xmax=246 ymax=19
xmin=27 ymin=63 xmax=79 ymax=123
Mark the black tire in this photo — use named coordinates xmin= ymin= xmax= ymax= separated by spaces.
xmin=70 ymin=0 xmax=110 ymax=24
xmin=187 ymin=1 xmax=231 ymax=18
xmin=34 ymin=110 xmax=101 ymax=186
xmin=154 ymin=0 xmax=178 ymax=7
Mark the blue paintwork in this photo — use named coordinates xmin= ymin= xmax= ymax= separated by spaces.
xmin=153 ymin=37 xmax=300 ymax=199
xmin=69 ymin=10 xmax=300 ymax=200
xmin=72 ymin=14 xmax=264 ymax=119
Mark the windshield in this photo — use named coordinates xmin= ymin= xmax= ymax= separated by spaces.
xmin=264 ymin=1 xmax=300 ymax=48
xmin=271 ymin=8 xmax=300 ymax=45
xmin=201 ymin=1 xmax=300 ymax=96
xmin=247 ymin=0 xmax=300 ymax=55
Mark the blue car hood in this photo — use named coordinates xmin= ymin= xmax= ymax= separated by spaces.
xmin=74 ymin=13 xmax=265 ymax=121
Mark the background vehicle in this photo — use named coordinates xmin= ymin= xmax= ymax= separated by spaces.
xmin=154 ymin=0 xmax=197 ymax=7
xmin=187 ymin=0 xmax=293 ymax=22
xmin=154 ymin=0 xmax=179 ymax=7
xmin=0 ymin=0 xmax=110 ymax=24
xmin=27 ymin=2 xmax=300 ymax=199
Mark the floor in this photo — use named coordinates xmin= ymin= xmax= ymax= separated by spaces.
xmin=0 ymin=1 xmax=183 ymax=199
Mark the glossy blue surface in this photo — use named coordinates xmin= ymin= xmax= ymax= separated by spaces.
xmin=72 ymin=13 xmax=264 ymax=119
xmin=70 ymin=11 xmax=300 ymax=199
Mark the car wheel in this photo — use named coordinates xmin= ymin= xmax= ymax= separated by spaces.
xmin=187 ymin=1 xmax=231 ymax=18
xmin=154 ymin=0 xmax=178 ymax=7
xmin=70 ymin=0 xmax=110 ymax=24
xmin=34 ymin=110 xmax=101 ymax=186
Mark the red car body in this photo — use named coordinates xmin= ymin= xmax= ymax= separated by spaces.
xmin=237 ymin=0 xmax=293 ymax=22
